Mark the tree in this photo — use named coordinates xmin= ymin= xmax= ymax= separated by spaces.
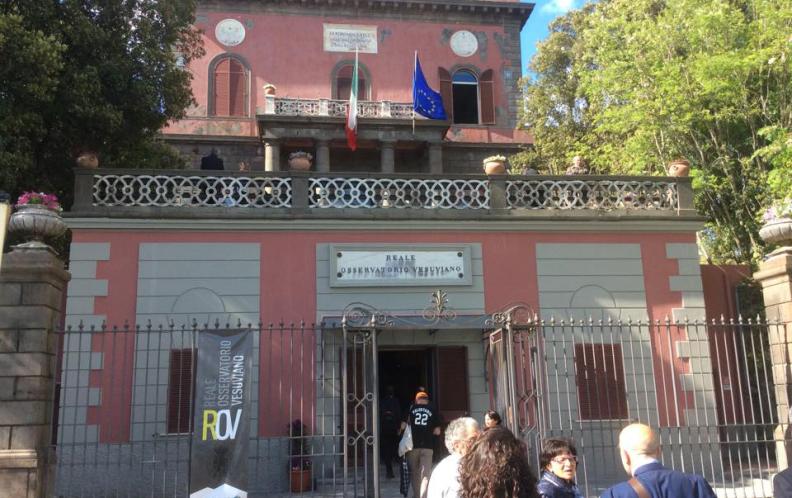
xmin=520 ymin=0 xmax=792 ymax=263
xmin=512 ymin=4 xmax=597 ymax=175
xmin=0 ymin=0 xmax=204 ymax=206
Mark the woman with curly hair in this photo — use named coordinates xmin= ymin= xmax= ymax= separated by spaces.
xmin=459 ymin=427 xmax=538 ymax=498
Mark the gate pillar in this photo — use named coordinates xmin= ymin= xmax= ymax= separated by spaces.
xmin=754 ymin=249 xmax=792 ymax=470
xmin=0 ymin=245 xmax=70 ymax=497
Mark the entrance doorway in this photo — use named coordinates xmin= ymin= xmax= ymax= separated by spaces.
xmin=378 ymin=349 xmax=433 ymax=417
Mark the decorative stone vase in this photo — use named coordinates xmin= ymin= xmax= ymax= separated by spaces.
xmin=483 ymin=160 xmax=507 ymax=175
xmin=8 ymin=205 xmax=68 ymax=244
xmin=288 ymin=152 xmax=313 ymax=171
xmin=667 ymin=159 xmax=690 ymax=177
xmin=263 ymin=84 xmax=277 ymax=96
xmin=76 ymin=152 xmax=99 ymax=169
xmin=759 ymin=218 xmax=792 ymax=247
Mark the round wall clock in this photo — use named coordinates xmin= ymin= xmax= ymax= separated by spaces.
xmin=215 ymin=19 xmax=246 ymax=47
xmin=450 ymin=30 xmax=478 ymax=57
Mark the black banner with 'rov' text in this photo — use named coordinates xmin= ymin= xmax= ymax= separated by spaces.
xmin=189 ymin=329 xmax=253 ymax=498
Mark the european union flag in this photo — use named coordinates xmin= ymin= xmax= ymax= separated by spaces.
xmin=412 ymin=56 xmax=447 ymax=120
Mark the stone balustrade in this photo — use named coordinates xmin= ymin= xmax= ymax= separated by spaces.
xmin=70 ymin=169 xmax=697 ymax=221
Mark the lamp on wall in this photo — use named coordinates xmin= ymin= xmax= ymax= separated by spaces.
xmin=0 ymin=191 xmax=11 ymax=272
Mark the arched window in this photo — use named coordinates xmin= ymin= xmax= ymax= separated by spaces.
xmin=439 ymin=67 xmax=495 ymax=125
xmin=452 ymin=69 xmax=479 ymax=124
xmin=210 ymin=55 xmax=249 ymax=117
xmin=332 ymin=62 xmax=371 ymax=100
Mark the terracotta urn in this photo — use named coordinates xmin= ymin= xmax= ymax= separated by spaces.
xmin=667 ymin=159 xmax=690 ymax=177
xmin=288 ymin=151 xmax=313 ymax=171
xmin=483 ymin=160 xmax=507 ymax=176
xmin=759 ymin=218 xmax=792 ymax=247
xmin=76 ymin=151 xmax=99 ymax=169
xmin=263 ymin=84 xmax=277 ymax=96
xmin=8 ymin=205 xmax=68 ymax=244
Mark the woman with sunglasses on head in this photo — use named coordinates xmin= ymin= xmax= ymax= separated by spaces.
xmin=537 ymin=438 xmax=584 ymax=498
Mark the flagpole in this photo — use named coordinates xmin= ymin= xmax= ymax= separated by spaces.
xmin=413 ymin=50 xmax=418 ymax=135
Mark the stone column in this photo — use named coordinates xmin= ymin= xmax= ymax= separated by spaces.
xmin=0 ymin=245 xmax=70 ymax=498
xmin=428 ymin=143 xmax=443 ymax=174
xmin=754 ymin=248 xmax=792 ymax=469
xmin=380 ymin=140 xmax=396 ymax=174
xmin=264 ymin=140 xmax=281 ymax=172
xmin=316 ymin=140 xmax=330 ymax=173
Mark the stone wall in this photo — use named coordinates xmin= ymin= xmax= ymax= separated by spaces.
xmin=0 ymin=246 xmax=70 ymax=498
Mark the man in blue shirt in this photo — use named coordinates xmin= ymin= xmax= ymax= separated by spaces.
xmin=600 ymin=423 xmax=716 ymax=498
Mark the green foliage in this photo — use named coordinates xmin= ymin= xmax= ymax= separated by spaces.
xmin=521 ymin=0 xmax=792 ymax=263
xmin=0 ymin=0 xmax=203 ymax=207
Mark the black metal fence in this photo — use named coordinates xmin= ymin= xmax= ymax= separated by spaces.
xmin=52 ymin=316 xmax=788 ymax=497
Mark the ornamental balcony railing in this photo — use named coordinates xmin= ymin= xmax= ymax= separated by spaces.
xmin=71 ymin=169 xmax=695 ymax=219
xmin=262 ymin=96 xmax=415 ymax=119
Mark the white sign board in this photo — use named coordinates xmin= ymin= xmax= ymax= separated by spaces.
xmin=323 ymin=24 xmax=378 ymax=53
xmin=330 ymin=245 xmax=472 ymax=287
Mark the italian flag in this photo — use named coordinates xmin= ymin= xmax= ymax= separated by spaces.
xmin=345 ymin=49 xmax=359 ymax=151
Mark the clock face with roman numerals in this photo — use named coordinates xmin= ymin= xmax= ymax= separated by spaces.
xmin=450 ymin=30 xmax=478 ymax=57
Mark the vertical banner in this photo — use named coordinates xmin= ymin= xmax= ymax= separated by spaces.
xmin=190 ymin=329 xmax=253 ymax=498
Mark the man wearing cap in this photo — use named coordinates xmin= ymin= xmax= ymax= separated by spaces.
xmin=401 ymin=390 xmax=441 ymax=498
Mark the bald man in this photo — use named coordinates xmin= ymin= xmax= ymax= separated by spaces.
xmin=600 ymin=423 xmax=716 ymax=498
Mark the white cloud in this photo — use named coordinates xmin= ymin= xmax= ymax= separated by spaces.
xmin=540 ymin=0 xmax=579 ymax=14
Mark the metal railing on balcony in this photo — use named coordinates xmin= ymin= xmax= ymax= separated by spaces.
xmin=72 ymin=169 xmax=694 ymax=219
xmin=265 ymin=97 xmax=415 ymax=119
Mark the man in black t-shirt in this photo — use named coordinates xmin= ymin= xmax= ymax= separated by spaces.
xmin=401 ymin=391 xmax=440 ymax=498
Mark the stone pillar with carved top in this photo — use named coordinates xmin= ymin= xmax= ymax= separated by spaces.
xmin=754 ymin=248 xmax=792 ymax=469
xmin=264 ymin=140 xmax=280 ymax=172
xmin=316 ymin=140 xmax=330 ymax=173
xmin=380 ymin=140 xmax=395 ymax=174
xmin=428 ymin=143 xmax=442 ymax=174
xmin=0 ymin=244 xmax=70 ymax=497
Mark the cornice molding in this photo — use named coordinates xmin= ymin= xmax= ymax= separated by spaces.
xmin=65 ymin=217 xmax=704 ymax=233
xmin=200 ymin=0 xmax=535 ymax=28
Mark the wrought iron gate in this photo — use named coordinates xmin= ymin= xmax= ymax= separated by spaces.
xmin=341 ymin=304 xmax=381 ymax=498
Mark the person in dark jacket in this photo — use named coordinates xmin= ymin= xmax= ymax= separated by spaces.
xmin=200 ymin=148 xmax=224 ymax=170
xmin=600 ymin=423 xmax=716 ymax=498
xmin=380 ymin=386 xmax=402 ymax=478
xmin=537 ymin=438 xmax=583 ymax=498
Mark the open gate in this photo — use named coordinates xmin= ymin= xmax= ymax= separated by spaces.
xmin=341 ymin=310 xmax=380 ymax=498
xmin=484 ymin=305 xmax=543 ymax=464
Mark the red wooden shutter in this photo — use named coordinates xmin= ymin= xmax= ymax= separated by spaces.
xmin=574 ymin=344 xmax=628 ymax=420
xmin=214 ymin=58 xmax=231 ymax=116
xmin=479 ymin=69 xmax=495 ymax=124
xmin=438 ymin=67 xmax=453 ymax=122
xmin=228 ymin=59 xmax=246 ymax=116
xmin=435 ymin=346 xmax=469 ymax=421
xmin=167 ymin=349 xmax=194 ymax=433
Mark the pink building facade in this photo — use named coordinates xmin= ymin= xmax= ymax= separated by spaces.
xmin=54 ymin=1 xmax=731 ymax=496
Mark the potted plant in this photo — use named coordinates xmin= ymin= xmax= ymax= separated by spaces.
xmin=75 ymin=151 xmax=100 ymax=169
xmin=288 ymin=151 xmax=313 ymax=171
xmin=482 ymin=154 xmax=507 ymax=175
xmin=666 ymin=158 xmax=690 ymax=177
xmin=8 ymin=192 xmax=68 ymax=246
xmin=759 ymin=198 xmax=792 ymax=252
xmin=288 ymin=419 xmax=312 ymax=492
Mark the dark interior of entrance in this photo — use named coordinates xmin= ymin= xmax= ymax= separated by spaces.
xmin=378 ymin=349 xmax=433 ymax=416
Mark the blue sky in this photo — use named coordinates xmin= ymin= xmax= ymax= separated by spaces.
xmin=520 ymin=0 xmax=583 ymax=76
